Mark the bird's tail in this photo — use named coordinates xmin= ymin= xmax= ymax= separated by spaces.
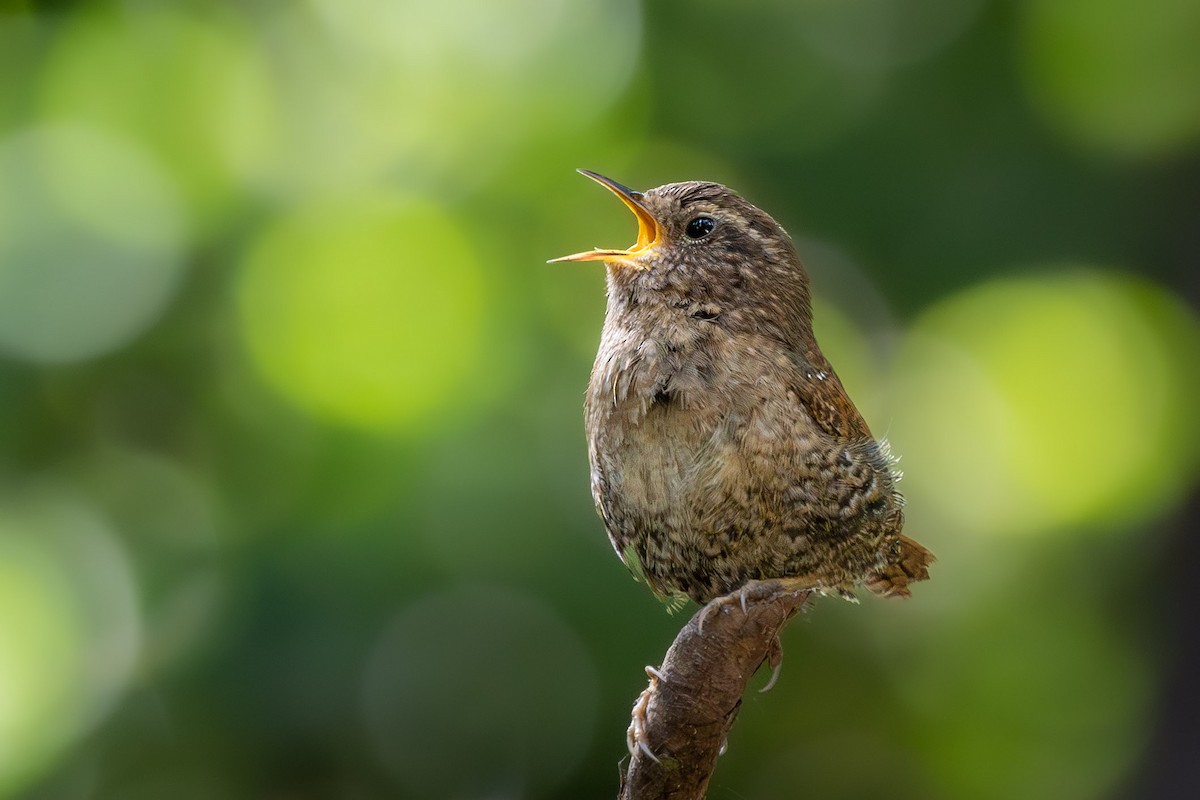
xmin=866 ymin=535 xmax=935 ymax=599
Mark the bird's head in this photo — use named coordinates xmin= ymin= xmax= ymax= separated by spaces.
xmin=551 ymin=170 xmax=813 ymax=339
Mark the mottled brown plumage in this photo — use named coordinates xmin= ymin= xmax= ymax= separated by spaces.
xmin=553 ymin=170 xmax=933 ymax=605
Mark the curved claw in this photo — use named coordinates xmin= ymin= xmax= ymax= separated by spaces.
xmin=626 ymin=665 xmax=662 ymax=762
xmin=759 ymin=635 xmax=785 ymax=693
xmin=697 ymin=583 xmax=757 ymax=634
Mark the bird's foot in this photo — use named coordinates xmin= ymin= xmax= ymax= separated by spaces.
xmin=696 ymin=579 xmax=813 ymax=634
xmin=626 ymin=665 xmax=663 ymax=762
xmin=696 ymin=581 xmax=760 ymax=634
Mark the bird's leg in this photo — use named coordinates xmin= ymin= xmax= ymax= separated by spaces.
xmin=626 ymin=665 xmax=663 ymax=762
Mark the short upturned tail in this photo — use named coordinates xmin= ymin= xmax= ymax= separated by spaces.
xmin=866 ymin=535 xmax=935 ymax=599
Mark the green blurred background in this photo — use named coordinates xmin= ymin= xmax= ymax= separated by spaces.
xmin=1 ymin=0 xmax=1198 ymax=798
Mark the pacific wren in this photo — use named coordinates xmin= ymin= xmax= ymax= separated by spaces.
xmin=552 ymin=170 xmax=934 ymax=606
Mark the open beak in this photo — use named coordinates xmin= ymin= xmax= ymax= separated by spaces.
xmin=548 ymin=169 xmax=661 ymax=268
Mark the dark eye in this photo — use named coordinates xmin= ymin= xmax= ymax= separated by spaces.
xmin=685 ymin=216 xmax=715 ymax=239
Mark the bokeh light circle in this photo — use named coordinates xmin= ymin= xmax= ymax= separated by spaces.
xmin=0 ymin=123 xmax=186 ymax=364
xmin=271 ymin=0 xmax=642 ymax=193
xmin=890 ymin=269 xmax=1200 ymax=537
xmin=362 ymin=586 xmax=598 ymax=798
xmin=902 ymin=592 xmax=1150 ymax=800
xmin=1021 ymin=0 xmax=1200 ymax=158
xmin=70 ymin=446 xmax=224 ymax=675
xmin=0 ymin=489 xmax=141 ymax=797
xmin=40 ymin=9 xmax=277 ymax=225
xmin=237 ymin=194 xmax=485 ymax=432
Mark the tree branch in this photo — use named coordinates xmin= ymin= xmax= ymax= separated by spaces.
xmin=618 ymin=585 xmax=813 ymax=800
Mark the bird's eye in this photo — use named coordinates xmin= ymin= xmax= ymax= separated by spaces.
xmin=685 ymin=216 xmax=715 ymax=239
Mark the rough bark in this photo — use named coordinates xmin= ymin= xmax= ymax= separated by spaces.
xmin=618 ymin=586 xmax=813 ymax=800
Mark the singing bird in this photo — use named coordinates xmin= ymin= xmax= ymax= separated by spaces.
xmin=552 ymin=170 xmax=933 ymax=608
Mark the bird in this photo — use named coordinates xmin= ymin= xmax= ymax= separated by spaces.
xmin=551 ymin=169 xmax=934 ymax=608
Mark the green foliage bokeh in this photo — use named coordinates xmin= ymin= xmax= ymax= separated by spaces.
xmin=0 ymin=1 xmax=1197 ymax=798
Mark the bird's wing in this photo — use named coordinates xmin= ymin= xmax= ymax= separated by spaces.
xmin=789 ymin=352 xmax=873 ymax=442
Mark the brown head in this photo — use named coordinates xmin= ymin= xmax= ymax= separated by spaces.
xmin=551 ymin=170 xmax=815 ymax=347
